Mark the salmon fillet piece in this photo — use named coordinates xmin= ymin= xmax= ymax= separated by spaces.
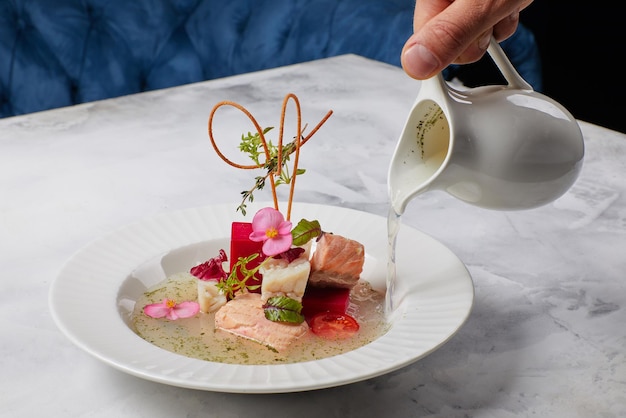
xmin=214 ymin=293 xmax=309 ymax=352
xmin=308 ymin=232 xmax=365 ymax=289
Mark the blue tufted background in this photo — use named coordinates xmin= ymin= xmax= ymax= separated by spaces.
xmin=0 ymin=0 xmax=541 ymax=119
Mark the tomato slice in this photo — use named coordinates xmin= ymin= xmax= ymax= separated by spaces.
xmin=309 ymin=312 xmax=360 ymax=340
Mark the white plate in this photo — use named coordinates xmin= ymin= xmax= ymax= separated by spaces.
xmin=49 ymin=202 xmax=473 ymax=393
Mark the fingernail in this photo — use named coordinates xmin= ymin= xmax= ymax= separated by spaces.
xmin=478 ymin=32 xmax=491 ymax=51
xmin=403 ymin=43 xmax=439 ymax=79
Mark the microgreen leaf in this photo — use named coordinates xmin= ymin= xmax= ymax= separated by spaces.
xmin=291 ymin=218 xmax=322 ymax=246
xmin=263 ymin=296 xmax=304 ymax=323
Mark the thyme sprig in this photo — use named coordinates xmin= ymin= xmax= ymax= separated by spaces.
xmin=207 ymin=93 xmax=333 ymax=219
xmin=216 ymin=253 xmax=264 ymax=299
xmin=237 ymin=127 xmax=307 ymax=215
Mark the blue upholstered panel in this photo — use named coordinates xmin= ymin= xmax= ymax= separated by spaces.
xmin=0 ymin=0 xmax=540 ymax=118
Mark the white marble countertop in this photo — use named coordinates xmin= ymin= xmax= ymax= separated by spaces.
xmin=1 ymin=54 xmax=625 ymax=417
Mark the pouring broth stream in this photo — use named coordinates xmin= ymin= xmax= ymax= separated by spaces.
xmin=386 ymin=103 xmax=450 ymax=315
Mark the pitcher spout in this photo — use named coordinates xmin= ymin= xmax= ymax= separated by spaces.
xmin=388 ymin=84 xmax=452 ymax=214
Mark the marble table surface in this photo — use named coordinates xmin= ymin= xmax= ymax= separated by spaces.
xmin=1 ymin=54 xmax=625 ymax=418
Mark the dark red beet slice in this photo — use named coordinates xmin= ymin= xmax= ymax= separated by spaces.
xmin=230 ymin=222 xmax=265 ymax=292
xmin=302 ymin=286 xmax=350 ymax=320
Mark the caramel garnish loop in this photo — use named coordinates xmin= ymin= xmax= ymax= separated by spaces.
xmin=208 ymin=93 xmax=333 ymax=220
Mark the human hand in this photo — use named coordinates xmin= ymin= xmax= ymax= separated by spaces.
xmin=401 ymin=0 xmax=534 ymax=80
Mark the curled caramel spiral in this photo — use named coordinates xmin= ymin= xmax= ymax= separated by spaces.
xmin=208 ymin=93 xmax=333 ymax=219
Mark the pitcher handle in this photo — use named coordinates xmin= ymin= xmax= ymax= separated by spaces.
xmin=421 ymin=36 xmax=532 ymax=104
xmin=487 ymin=36 xmax=533 ymax=91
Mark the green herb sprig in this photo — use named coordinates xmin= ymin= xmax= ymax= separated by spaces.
xmin=216 ymin=253 xmax=263 ymax=299
xmin=237 ymin=127 xmax=306 ymax=215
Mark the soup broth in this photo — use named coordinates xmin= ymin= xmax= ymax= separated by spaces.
xmin=132 ymin=272 xmax=388 ymax=365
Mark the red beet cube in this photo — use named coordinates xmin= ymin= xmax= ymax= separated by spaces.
xmin=302 ymin=286 xmax=351 ymax=319
xmin=230 ymin=222 xmax=265 ymax=292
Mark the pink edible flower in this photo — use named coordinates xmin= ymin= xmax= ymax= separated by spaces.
xmin=143 ymin=299 xmax=200 ymax=320
xmin=190 ymin=249 xmax=228 ymax=281
xmin=249 ymin=207 xmax=293 ymax=256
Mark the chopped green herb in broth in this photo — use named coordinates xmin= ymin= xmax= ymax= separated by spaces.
xmin=132 ymin=272 xmax=388 ymax=365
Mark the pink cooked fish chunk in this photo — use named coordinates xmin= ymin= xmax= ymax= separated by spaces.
xmin=308 ymin=232 xmax=365 ymax=289
xmin=214 ymin=293 xmax=309 ymax=352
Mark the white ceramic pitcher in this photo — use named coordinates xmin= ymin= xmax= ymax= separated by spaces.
xmin=388 ymin=38 xmax=585 ymax=215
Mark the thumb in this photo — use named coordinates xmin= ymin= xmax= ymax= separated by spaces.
xmin=401 ymin=36 xmax=442 ymax=80
xmin=402 ymin=27 xmax=493 ymax=80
